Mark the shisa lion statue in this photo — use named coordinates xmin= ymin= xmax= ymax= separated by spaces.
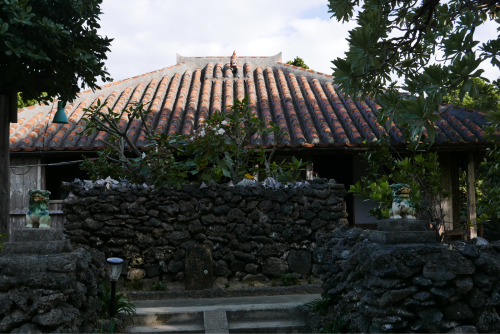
xmin=26 ymin=190 xmax=52 ymax=228
xmin=389 ymin=184 xmax=416 ymax=219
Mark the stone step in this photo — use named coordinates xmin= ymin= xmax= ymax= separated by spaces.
xmin=127 ymin=324 xmax=204 ymax=334
xmin=228 ymin=320 xmax=307 ymax=333
xmin=127 ymin=294 xmax=318 ymax=334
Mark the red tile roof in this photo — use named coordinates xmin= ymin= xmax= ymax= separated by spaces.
xmin=9 ymin=54 xmax=493 ymax=152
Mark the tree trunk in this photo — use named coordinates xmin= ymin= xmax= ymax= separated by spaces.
xmin=0 ymin=95 xmax=10 ymax=240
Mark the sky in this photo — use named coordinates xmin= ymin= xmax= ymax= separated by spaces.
xmin=96 ymin=0 xmax=500 ymax=86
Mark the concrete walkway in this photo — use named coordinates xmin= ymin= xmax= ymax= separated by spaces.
xmin=128 ymin=294 xmax=320 ymax=334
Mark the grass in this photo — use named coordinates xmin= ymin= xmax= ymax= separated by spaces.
xmin=247 ymin=281 xmax=256 ymax=287
xmin=225 ymin=282 xmax=231 ymax=289
xmin=151 ymin=280 xmax=167 ymax=291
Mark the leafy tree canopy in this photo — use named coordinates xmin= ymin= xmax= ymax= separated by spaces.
xmin=286 ymin=56 xmax=310 ymax=69
xmin=443 ymin=78 xmax=500 ymax=112
xmin=328 ymin=0 xmax=500 ymax=142
xmin=0 ymin=0 xmax=113 ymax=103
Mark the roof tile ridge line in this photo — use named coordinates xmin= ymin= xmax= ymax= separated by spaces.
xmin=344 ymin=95 xmax=378 ymax=141
xmin=335 ymin=86 xmax=376 ymax=142
xmin=49 ymin=99 xmax=89 ymax=149
xmin=204 ymin=62 xmax=214 ymax=80
xmin=440 ymin=111 xmax=476 ymax=143
xmin=236 ymin=78 xmax=245 ymax=103
xmin=9 ymin=118 xmax=26 ymax=138
xmin=427 ymin=113 xmax=452 ymax=144
xmin=33 ymin=102 xmax=75 ymax=150
xmin=447 ymin=107 xmax=486 ymax=139
xmin=254 ymin=67 xmax=275 ymax=146
xmin=211 ymin=78 xmax=222 ymax=117
xmin=354 ymin=97 xmax=387 ymax=139
xmin=244 ymin=75 xmax=264 ymax=146
xmin=197 ymin=69 xmax=213 ymax=128
xmin=155 ymin=72 xmax=182 ymax=136
xmin=64 ymin=94 xmax=106 ymax=149
xmin=214 ymin=62 xmax=223 ymax=79
xmin=223 ymin=62 xmax=233 ymax=78
xmin=244 ymin=62 xmax=252 ymax=79
xmin=298 ymin=76 xmax=334 ymax=144
xmin=263 ymin=67 xmax=291 ymax=145
xmin=85 ymin=88 xmax=129 ymax=149
xmin=127 ymin=78 xmax=161 ymax=146
xmin=310 ymin=78 xmax=349 ymax=145
xmin=136 ymin=75 xmax=171 ymax=147
xmin=20 ymin=106 xmax=58 ymax=149
xmin=168 ymin=69 xmax=194 ymax=136
xmin=286 ymin=71 xmax=320 ymax=144
xmin=322 ymin=82 xmax=362 ymax=144
xmin=181 ymin=69 xmax=202 ymax=136
xmin=365 ymin=97 xmax=405 ymax=144
xmin=275 ymin=69 xmax=306 ymax=145
xmin=224 ymin=77 xmax=234 ymax=114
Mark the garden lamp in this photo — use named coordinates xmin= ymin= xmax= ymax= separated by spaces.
xmin=52 ymin=100 xmax=68 ymax=124
xmin=106 ymin=257 xmax=123 ymax=318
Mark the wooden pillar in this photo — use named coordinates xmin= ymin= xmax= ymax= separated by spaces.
xmin=0 ymin=95 xmax=10 ymax=240
xmin=467 ymin=151 xmax=477 ymax=239
xmin=439 ymin=152 xmax=460 ymax=230
xmin=306 ymin=161 xmax=314 ymax=180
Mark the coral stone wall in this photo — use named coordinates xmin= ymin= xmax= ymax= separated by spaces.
xmin=0 ymin=248 xmax=105 ymax=333
xmin=313 ymin=226 xmax=500 ymax=333
xmin=62 ymin=179 xmax=347 ymax=282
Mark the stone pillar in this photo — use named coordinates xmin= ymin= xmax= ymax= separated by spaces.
xmin=0 ymin=228 xmax=105 ymax=333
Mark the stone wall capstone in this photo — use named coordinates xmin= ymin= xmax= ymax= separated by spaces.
xmin=62 ymin=178 xmax=347 ymax=283
xmin=313 ymin=226 xmax=500 ymax=333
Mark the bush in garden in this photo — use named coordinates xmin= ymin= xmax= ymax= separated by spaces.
xmin=81 ymin=95 xmax=307 ymax=187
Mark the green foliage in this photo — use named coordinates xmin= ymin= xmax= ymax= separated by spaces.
xmin=80 ymin=151 xmax=123 ymax=181
xmin=477 ymin=126 xmax=500 ymax=228
xmin=224 ymin=282 xmax=231 ymax=289
xmin=280 ymin=273 xmax=300 ymax=286
xmin=247 ymin=281 xmax=256 ymax=287
xmin=99 ymin=281 xmax=136 ymax=320
xmin=17 ymin=91 xmax=49 ymax=108
xmin=0 ymin=233 xmax=6 ymax=252
xmin=443 ymin=78 xmax=500 ymax=112
xmin=151 ymin=280 xmax=167 ymax=291
xmin=286 ymin=56 xmax=309 ymax=69
xmin=318 ymin=317 xmax=348 ymax=334
xmin=307 ymin=277 xmax=313 ymax=284
xmin=328 ymin=0 xmax=500 ymax=142
xmin=301 ymin=296 xmax=331 ymax=316
xmin=131 ymin=278 xmax=143 ymax=290
xmin=348 ymin=137 xmax=450 ymax=225
xmin=0 ymin=0 xmax=113 ymax=102
xmin=82 ymin=95 xmax=308 ymax=188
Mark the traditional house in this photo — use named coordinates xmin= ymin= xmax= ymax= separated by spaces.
xmin=8 ymin=52 xmax=490 ymax=238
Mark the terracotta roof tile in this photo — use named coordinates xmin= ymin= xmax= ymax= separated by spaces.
xmin=10 ymin=57 xmax=492 ymax=152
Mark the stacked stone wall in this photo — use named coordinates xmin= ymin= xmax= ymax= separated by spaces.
xmin=62 ymin=179 xmax=347 ymax=283
xmin=0 ymin=247 xmax=105 ymax=333
xmin=313 ymin=226 xmax=500 ymax=333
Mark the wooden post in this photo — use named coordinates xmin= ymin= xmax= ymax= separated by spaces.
xmin=467 ymin=152 xmax=477 ymax=239
xmin=439 ymin=152 xmax=460 ymax=230
xmin=306 ymin=161 xmax=314 ymax=180
xmin=0 ymin=95 xmax=10 ymax=240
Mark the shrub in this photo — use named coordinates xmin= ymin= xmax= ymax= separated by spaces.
xmin=301 ymin=296 xmax=331 ymax=316
xmin=151 ymin=280 xmax=167 ymax=291
xmin=99 ymin=281 xmax=136 ymax=320
xmin=281 ymin=273 xmax=300 ymax=286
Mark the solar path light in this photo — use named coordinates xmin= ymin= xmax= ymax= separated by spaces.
xmin=106 ymin=257 xmax=123 ymax=318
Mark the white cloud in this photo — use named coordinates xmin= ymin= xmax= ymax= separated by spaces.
xmin=96 ymin=0 xmax=499 ymax=85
